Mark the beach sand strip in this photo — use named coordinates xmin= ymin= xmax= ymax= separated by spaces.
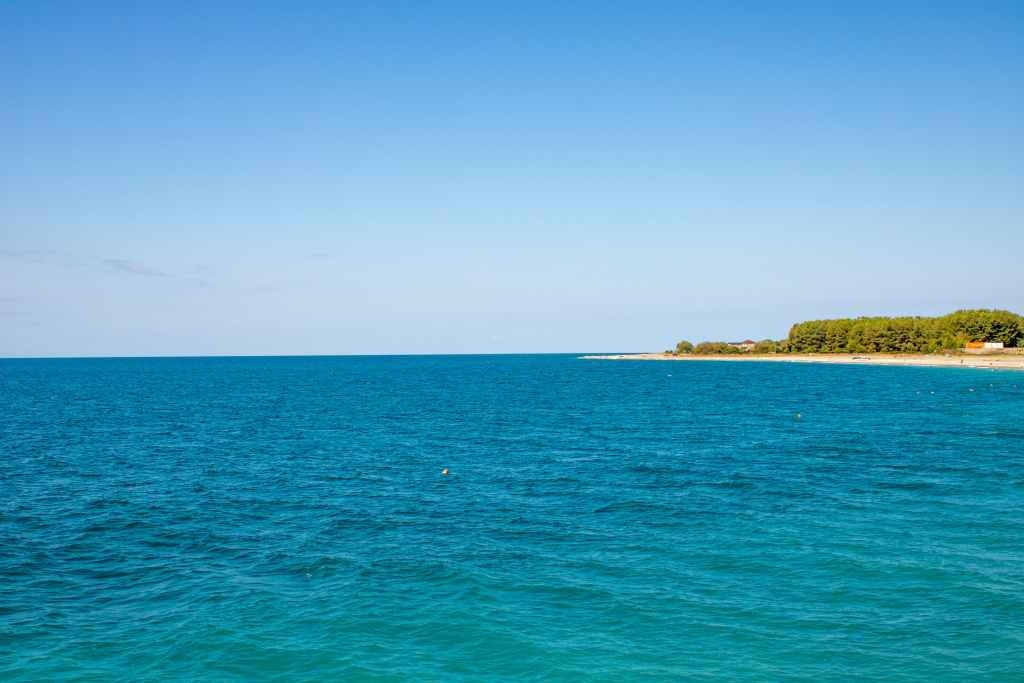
xmin=580 ymin=353 xmax=1024 ymax=370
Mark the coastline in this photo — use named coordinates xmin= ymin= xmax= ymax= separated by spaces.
xmin=580 ymin=352 xmax=1024 ymax=370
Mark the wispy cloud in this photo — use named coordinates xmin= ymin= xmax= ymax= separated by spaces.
xmin=1 ymin=249 xmax=210 ymax=286
xmin=99 ymin=258 xmax=169 ymax=277
xmin=0 ymin=249 xmax=90 ymax=267
xmin=101 ymin=258 xmax=213 ymax=287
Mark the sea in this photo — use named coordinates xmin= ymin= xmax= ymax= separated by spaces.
xmin=2 ymin=354 xmax=1023 ymax=682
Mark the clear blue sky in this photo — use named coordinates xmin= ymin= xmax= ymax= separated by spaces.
xmin=2 ymin=1 xmax=1022 ymax=356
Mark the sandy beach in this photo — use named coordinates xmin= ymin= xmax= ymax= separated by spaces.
xmin=581 ymin=352 xmax=1024 ymax=371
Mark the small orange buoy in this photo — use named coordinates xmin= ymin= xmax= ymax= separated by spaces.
xmin=442 ymin=469 xmax=449 ymax=475
xmin=797 ymin=414 xmax=801 ymax=418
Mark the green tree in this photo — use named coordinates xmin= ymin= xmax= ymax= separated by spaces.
xmin=693 ymin=341 xmax=729 ymax=355
xmin=752 ymin=340 xmax=779 ymax=353
xmin=783 ymin=310 xmax=1024 ymax=353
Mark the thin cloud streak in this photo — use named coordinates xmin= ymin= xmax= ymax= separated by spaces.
xmin=1 ymin=249 xmax=211 ymax=286
xmin=99 ymin=258 xmax=169 ymax=277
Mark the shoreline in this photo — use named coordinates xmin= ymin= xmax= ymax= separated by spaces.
xmin=580 ymin=352 xmax=1024 ymax=370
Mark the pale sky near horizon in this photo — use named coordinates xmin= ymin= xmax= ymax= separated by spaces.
xmin=2 ymin=1 xmax=1022 ymax=357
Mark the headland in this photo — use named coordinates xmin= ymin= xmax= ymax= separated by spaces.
xmin=581 ymin=352 xmax=1024 ymax=370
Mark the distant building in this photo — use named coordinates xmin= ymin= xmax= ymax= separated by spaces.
xmin=966 ymin=342 xmax=1004 ymax=349
xmin=729 ymin=340 xmax=756 ymax=351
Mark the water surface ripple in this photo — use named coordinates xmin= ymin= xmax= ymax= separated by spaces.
xmin=2 ymin=355 xmax=1023 ymax=681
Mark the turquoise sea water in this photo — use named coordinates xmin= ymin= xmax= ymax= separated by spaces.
xmin=2 ymin=355 xmax=1023 ymax=682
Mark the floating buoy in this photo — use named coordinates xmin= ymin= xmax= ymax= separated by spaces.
xmin=797 ymin=414 xmax=802 ymax=418
xmin=442 ymin=469 xmax=449 ymax=475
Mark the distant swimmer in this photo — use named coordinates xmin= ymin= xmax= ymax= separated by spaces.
xmin=442 ymin=469 xmax=449 ymax=475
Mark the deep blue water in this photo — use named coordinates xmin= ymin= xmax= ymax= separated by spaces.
xmin=2 ymin=355 xmax=1023 ymax=682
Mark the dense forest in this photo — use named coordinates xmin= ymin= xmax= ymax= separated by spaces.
xmin=676 ymin=309 xmax=1024 ymax=355
xmin=786 ymin=309 xmax=1024 ymax=353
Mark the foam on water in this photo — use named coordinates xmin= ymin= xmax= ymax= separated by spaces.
xmin=2 ymin=355 xmax=1023 ymax=681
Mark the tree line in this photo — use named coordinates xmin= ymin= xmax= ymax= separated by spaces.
xmin=673 ymin=309 xmax=1024 ymax=355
